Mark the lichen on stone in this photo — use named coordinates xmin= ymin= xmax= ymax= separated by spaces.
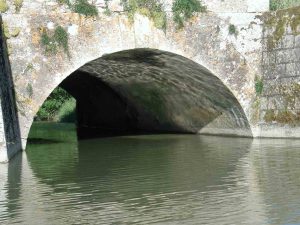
xmin=264 ymin=109 xmax=276 ymax=122
xmin=0 ymin=0 xmax=8 ymax=13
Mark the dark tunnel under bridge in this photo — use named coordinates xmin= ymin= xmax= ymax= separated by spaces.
xmin=57 ymin=49 xmax=252 ymax=139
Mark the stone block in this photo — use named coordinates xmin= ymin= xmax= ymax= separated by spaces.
xmin=295 ymin=35 xmax=300 ymax=48
xmin=286 ymin=63 xmax=300 ymax=76
xmin=281 ymin=35 xmax=295 ymax=49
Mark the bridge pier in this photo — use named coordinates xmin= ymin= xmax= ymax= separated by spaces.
xmin=0 ymin=17 xmax=22 ymax=163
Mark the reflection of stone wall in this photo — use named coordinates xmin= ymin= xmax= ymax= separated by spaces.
xmin=257 ymin=7 xmax=300 ymax=138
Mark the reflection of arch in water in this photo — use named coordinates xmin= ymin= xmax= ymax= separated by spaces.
xmin=24 ymin=134 xmax=254 ymax=223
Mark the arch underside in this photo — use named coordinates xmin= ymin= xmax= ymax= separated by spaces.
xmin=59 ymin=49 xmax=252 ymax=138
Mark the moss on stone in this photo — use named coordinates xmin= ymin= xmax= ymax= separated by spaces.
xmin=264 ymin=109 xmax=276 ymax=122
xmin=276 ymin=110 xmax=298 ymax=124
xmin=0 ymin=0 xmax=8 ymax=13
xmin=251 ymin=99 xmax=260 ymax=123
xmin=262 ymin=7 xmax=300 ymax=49
xmin=290 ymin=14 xmax=300 ymax=33
xmin=270 ymin=0 xmax=300 ymax=11
xmin=56 ymin=0 xmax=98 ymax=17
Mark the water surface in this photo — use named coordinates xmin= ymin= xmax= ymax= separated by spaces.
xmin=1 ymin=122 xmax=300 ymax=224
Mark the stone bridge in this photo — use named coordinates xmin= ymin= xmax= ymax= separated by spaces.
xmin=0 ymin=0 xmax=300 ymax=162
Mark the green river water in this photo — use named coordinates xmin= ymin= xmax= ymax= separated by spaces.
xmin=1 ymin=122 xmax=300 ymax=224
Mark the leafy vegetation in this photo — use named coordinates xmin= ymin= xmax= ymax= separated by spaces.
xmin=172 ymin=0 xmax=206 ymax=29
xmin=121 ymin=0 xmax=167 ymax=30
xmin=73 ymin=0 xmax=98 ymax=16
xmin=41 ymin=26 xmax=69 ymax=56
xmin=35 ymin=87 xmax=76 ymax=122
xmin=0 ymin=0 xmax=8 ymax=13
xmin=56 ymin=98 xmax=76 ymax=123
xmin=270 ymin=0 xmax=300 ymax=10
xmin=56 ymin=0 xmax=98 ymax=17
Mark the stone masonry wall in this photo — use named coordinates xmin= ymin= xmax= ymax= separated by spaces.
xmin=258 ymin=7 xmax=300 ymax=138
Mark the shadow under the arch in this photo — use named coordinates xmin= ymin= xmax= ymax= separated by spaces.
xmin=59 ymin=48 xmax=252 ymax=139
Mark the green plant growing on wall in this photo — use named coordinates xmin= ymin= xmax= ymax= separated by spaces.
xmin=53 ymin=26 xmax=69 ymax=53
xmin=0 ymin=0 xmax=8 ymax=13
xmin=255 ymin=76 xmax=264 ymax=95
xmin=172 ymin=0 xmax=206 ymax=29
xmin=270 ymin=0 xmax=300 ymax=10
xmin=73 ymin=0 xmax=98 ymax=17
xmin=41 ymin=26 xmax=69 ymax=56
xmin=228 ymin=24 xmax=238 ymax=36
xmin=14 ymin=0 xmax=23 ymax=12
xmin=121 ymin=0 xmax=167 ymax=30
xmin=56 ymin=0 xmax=98 ymax=17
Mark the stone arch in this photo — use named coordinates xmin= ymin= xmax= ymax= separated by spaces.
xmin=23 ymin=48 xmax=252 ymax=148
xmin=5 ymin=12 xmax=261 ymax=150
